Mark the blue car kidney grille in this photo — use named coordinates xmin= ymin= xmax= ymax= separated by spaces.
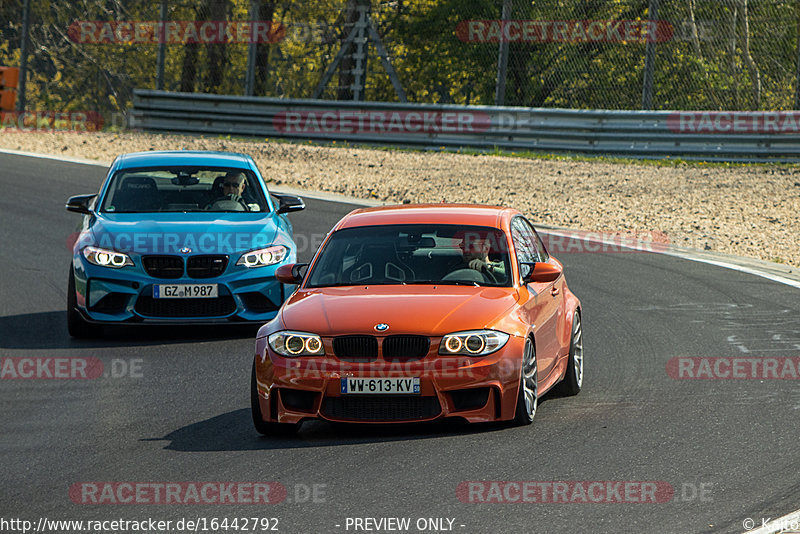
xmin=187 ymin=255 xmax=228 ymax=279
xmin=143 ymin=255 xmax=183 ymax=279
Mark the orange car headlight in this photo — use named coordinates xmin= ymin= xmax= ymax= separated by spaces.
xmin=439 ymin=330 xmax=509 ymax=356
xmin=268 ymin=331 xmax=324 ymax=357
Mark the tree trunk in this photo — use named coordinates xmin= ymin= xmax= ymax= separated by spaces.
xmin=180 ymin=43 xmax=199 ymax=93
xmin=688 ymin=0 xmax=703 ymax=58
xmin=689 ymin=0 xmax=723 ymax=108
xmin=254 ymin=1 xmax=276 ymax=96
xmin=738 ymin=0 xmax=761 ymax=109
xmin=728 ymin=3 xmax=739 ymax=109
xmin=204 ymin=0 xmax=229 ymax=94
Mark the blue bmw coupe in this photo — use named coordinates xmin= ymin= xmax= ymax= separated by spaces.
xmin=65 ymin=151 xmax=305 ymax=337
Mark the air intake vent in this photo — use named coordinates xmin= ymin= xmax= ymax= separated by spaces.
xmin=322 ymin=396 xmax=441 ymax=421
xmin=134 ymin=295 xmax=235 ymax=317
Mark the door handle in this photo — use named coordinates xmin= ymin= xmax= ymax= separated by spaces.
xmin=551 ymin=286 xmax=560 ymax=296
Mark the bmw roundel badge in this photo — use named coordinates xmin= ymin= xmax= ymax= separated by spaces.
xmin=374 ymin=323 xmax=389 ymax=332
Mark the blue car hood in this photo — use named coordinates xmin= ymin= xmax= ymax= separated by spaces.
xmin=88 ymin=213 xmax=280 ymax=255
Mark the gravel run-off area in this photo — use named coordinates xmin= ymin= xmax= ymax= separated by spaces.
xmin=1 ymin=131 xmax=798 ymax=268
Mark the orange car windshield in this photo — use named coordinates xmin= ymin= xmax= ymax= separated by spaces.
xmin=306 ymin=224 xmax=512 ymax=287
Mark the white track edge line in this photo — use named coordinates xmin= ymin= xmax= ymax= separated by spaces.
xmin=538 ymin=228 xmax=800 ymax=290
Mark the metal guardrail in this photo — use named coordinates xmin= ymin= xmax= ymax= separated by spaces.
xmin=131 ymin=90 xmax=800 ymax=162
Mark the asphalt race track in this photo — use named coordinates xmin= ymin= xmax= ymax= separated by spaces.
xmin=1 ymin=152 xmax=799 ymax=534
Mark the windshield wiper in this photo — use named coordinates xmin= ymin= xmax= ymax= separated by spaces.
xmin=418 ymin=280 xmax=481 ymax=287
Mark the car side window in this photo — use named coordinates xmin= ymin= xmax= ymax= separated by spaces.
xmin=521 ymin=217 xmax=548 ymax=262
xmin=511 ymin=217 xmax=540 ymax=278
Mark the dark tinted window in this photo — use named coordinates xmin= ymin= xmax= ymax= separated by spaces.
xmin=306 ymin=224 xmax=512 ymax=287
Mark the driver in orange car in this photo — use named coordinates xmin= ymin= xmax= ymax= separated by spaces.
xmin=459 ymin=235 xmax=506 ymax=279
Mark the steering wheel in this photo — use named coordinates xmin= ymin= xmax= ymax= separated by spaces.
xmin=208 ymin=194 xmax=248 ymax=212
xmin=482 ymin=267 xmax=498 ymax=284
xmin=442 ymin=268 xmax=485 ymax=284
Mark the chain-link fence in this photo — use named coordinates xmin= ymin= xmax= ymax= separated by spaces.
xmin=1 ymin=0 xmax=798 ymax=118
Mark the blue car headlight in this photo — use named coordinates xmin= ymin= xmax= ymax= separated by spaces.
xmin=82 ymin=246 xmax=134 ymax=268
xmin=439 ymin=330 xmax=509 ymax=356
xmin=268 ymin=331 xmax=324 ymax=357
xmin=237 ymin=245 xmax=288 ymax=268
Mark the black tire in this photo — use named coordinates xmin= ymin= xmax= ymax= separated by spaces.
xmin=251 ymin=361 xmax=299 ymax=436
xmin=555 ymin=311 xmax=583 ymax=396
xmin=513 ymin=337 xmax=537 ymax=426
xmin=67 ymin=265 xmax=102 ymax=338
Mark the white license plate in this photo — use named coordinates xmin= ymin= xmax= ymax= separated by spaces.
xmin=153 ymin=284 xmax=218 ymax=299
xmin=341 ymin=377 xmax=420 ymax=395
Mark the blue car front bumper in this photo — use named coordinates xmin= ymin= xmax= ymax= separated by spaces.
xmin=72 ymin=253 xmax=293 ymax=324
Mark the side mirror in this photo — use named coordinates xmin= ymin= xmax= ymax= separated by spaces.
xmin=273 ymin=194 xmax=305 ymax=214
xmin=521 ymin=262 xmax=562 ymax=283
xmin=275 ymin=263 xmax=308 ymax=284
xmin=66 ymin=194 xmax=97 ymax=215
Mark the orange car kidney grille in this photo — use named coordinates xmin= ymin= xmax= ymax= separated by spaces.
xmin=333 ymin=335 xmax=379 ymax=361
xmin=382 ymin=335 xmax=430 ymax=361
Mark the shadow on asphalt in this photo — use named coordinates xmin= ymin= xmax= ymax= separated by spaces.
xmin=154 ymin=396 xmax=558 ymax=451
xmin=0 ymin=311 xmax=261 ymax=349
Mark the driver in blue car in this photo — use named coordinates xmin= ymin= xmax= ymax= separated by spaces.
xmin=207 ymin=171 xmax=250 ymax=211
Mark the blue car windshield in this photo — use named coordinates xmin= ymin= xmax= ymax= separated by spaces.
xmin=306 ymin=224 xmax=512 ymax=288
xmin=100 ymin=167 xmax=270 ymax=213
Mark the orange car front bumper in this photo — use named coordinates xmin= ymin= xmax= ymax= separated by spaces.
xmin=253 ymin=335 xmax=526 ymax=424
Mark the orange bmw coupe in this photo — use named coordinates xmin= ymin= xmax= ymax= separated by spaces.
xmin=251 ymin=204 xmax=583 ymax=434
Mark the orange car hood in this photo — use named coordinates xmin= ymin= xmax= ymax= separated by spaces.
xmin=280 ymin=285 xmax=518 ymax=336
